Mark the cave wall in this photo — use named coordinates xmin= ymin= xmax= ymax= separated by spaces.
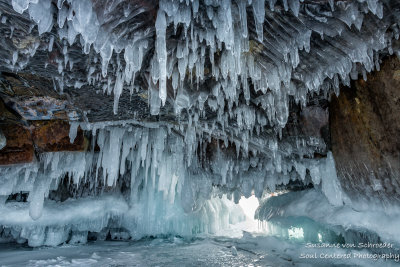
xmin=330 ymin=56 xmax=400 ymax=203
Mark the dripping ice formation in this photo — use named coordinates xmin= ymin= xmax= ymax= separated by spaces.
xmin=0 ymin=120 xmax=363 ymax=248
xmin=0 ymin=124 xmax=249 ymax=246
xmin=0 ymin=0 xmax=400 ymax=253
xmin=5 ymin=0 xmax=397 ymax=126
xmin=2 ymin=0 xmax=398 ymax=162
xmin=0 ymin=121 xmax=343 ymax=246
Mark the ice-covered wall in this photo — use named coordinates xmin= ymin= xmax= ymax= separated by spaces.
xmin=0 ymin=124 xmax=249 ymax=246
xmin=256 ymin=188 xmax=400 ymax=250
xmin=0 ymin=122 xmax=344 ymax=246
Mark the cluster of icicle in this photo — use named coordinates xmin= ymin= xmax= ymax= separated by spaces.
xmin=0 ymin=122 xmax=345 ymax=246
xmin=0 ymin=124 xmax=244 ymax=246
xmin=7 ymin=0 xmax=399 ymax=135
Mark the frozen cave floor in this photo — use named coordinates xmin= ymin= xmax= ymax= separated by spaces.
xmin=0 ymin=223 xmax=398 ymax=267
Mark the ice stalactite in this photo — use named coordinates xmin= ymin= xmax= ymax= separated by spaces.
xmin=4 ymin=0 xmax=399 ymax=134
xmin=2 ymin=1 xmax=397 ymax=182
xmin=0 ymin=121 xmax=344 ymax=246
xmin=0 ymin=124 xmax=243 ymax=246
xmin=155 ymin=9 xmax=167 ymax=106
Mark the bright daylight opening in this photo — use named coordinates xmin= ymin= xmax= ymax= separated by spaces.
xmin=238 ymin=195 xmax=259 ymax=220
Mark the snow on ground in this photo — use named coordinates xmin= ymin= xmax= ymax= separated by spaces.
xmin=0 ymin=235 xmax=398 ymax=267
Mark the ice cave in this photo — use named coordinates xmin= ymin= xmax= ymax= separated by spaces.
xmin=0 ymin=0 xmax=400 ymax=266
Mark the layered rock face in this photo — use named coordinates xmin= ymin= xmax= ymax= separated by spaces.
xmin=331 ymin=55 xmax=400 ymax=204
xmin=0 ymin=122 xmax=33 ymax=164
xmin=0 ymin=73 xmax=86 ymax=164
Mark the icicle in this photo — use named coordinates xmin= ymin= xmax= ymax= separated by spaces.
xmin=155 ymin=10 xmax=168 ymax=106
xmin=11 ymin=0 xmax=35 ymax=14
xmin=69 ymin=122 xmax=79 ymax=143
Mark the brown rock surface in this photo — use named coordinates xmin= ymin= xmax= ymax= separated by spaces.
xmin=0 ymin=119 xmax=87 ymax=165
xmin=0 ymin=74 xmax=88 ymax=163
xmin=0 ymin=96 xmax=34 ymax=165
xmin=0 ymin=123 xmax=34 ymax=165
xmin=31 ymin=120 xmax=86 ymax=152
xmin=300 ymin=106 xmax=329 ymax=138
xmin=330 ymin=56 xmax=400 ymax=202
